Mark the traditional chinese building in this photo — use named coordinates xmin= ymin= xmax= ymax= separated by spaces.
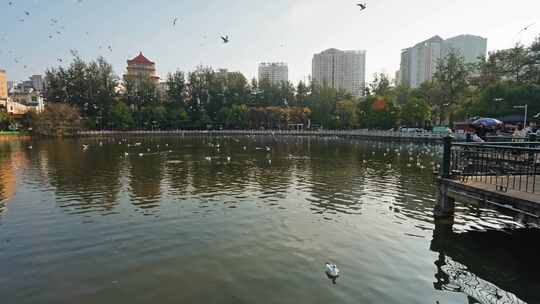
xmin=124 ymin=52 xmax=160 ymax=86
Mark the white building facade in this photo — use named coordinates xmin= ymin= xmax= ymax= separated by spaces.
xmin=312 ymin=48 xmax=366 ymax=97
xmin=258 ymin=63 xmax=288 ymax=85
xmin=400 ymin=34 xmax=487 ymax=88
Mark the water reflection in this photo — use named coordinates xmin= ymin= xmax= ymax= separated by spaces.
xmin=431 ymin=219 xmax=539 ymax=303
xmin=0 ymin=136 xmax=537 ymax=303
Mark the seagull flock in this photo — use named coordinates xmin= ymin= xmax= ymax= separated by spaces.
xmin=2 ymin=1 xmax=537 ymax=70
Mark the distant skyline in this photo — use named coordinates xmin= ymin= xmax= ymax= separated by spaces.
xmin=0 ymin=0 xmax=539 ymax=84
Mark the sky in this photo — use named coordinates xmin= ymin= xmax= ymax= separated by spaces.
xmin=1 ymin=0 xmax=539 ymax=84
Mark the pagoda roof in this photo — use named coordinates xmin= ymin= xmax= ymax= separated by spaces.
xmin=127 ymin=52 xmax=155 ymax=65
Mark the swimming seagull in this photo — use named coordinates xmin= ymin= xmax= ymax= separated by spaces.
xmin=172 ymin=17 xmax=178 ymax=26
xmin=325 ymin=262 xmax=340 ymax=284
xmin=24 ymin=11 xmax=30 ymax=16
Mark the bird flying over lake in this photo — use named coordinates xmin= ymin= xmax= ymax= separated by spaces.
xmin=519 ymin=23 xmax=535 ymax=33
xmin=357 ymin=3 xmax=367 ymax=10
xmin=221 ymin=35 xmax=229 ymax=43
xmin=172 ymin=17 xmax=178 ymax=26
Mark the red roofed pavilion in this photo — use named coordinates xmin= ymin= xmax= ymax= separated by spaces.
xmin=124 ymin=52 xmax=159 ymax=84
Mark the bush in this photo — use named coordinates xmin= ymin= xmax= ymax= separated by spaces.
xmin=32 ymin=103 xmax=82 ymax=137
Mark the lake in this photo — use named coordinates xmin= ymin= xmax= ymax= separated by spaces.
xmin=0 ymin=136 xmax=538 ymax=303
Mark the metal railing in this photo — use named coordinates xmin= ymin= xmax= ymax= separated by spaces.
xmin=78 ymin=129 xmax=445 ymax=141
xmin=445 ymin=140 xmax=540 ymax=194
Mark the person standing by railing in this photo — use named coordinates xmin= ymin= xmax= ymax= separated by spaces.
xmin=512 ymin=124 xmax=527 ymax=142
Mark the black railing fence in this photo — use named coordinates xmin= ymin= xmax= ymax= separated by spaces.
xmin=445 ymin=140 xmax=540 ymax=194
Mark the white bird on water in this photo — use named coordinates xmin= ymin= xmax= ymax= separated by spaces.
xmin=205 ymin=156 xmax=212 ymax=162
xmin=325 ymin=262 xmax=340 ymax=284
xmin=227 ymin=156 xmax=231 ymax=162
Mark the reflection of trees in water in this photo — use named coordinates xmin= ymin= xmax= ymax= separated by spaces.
xmin=305 ymin=140 xmax=367 ymax=215
xmin=128 ymin=153 xmax=164 ymax=209
xmin=431 ymin=219 xmax=537 ymax=303
xmin=34 ymin=140 xmax=123 ymax=214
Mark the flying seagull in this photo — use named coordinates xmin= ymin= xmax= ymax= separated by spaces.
xmin=357 ymin=3 xmax=367 ymax=10
xmin=221 ymin=35 xmax=229 ymax=43
xmin=172 ymin=17 xmax=178 ymax=26
xmin=519 ymin=23 xmax=535 ymax=33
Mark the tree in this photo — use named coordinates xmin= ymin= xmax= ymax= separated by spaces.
xmin=0 ymin=112 xmax=13 ymax=130
xmin=109 ymin=102 xmax=134 ymax=130
xmin=400 ymin=97 xmax=431 ymax=127
xmin=32 ymin=103 xmax=82 ymax=137
xmin=45 ymin=56 xmax=118 ymax=122
xmin=335 ymin=100 xmax=358 ymax=129
xmin=166 ymin=71 xmax=186 ymax=104
xmin=432 ymin=51 xmax=470 ymax=124
xmin=295 ymin=81 xmax=309 ymax=107
xmin=369 ymin=73 xmax=392 ymax=96
xmin=358 ymin=97 xmax=399 ymax=129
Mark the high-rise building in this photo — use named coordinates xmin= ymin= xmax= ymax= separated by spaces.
xmin=400 ymin=34 xmax=487 ymax=88
xmin=442 ymin=34 xmax=488 ymax=64
xmin=124 ymin=52 xmax=160 ymax=85
xmin=312 ymin=48 xmax=366 ymax=97
xmin=30 ymin=75 xmax=44 ymax=92
xmin=258 ymin=63 xmax=288 ymax=85
xmin=400 ymin=36 xmax=444 ymax=88
xmin=0 ymin=69 xmax=7 ymax=101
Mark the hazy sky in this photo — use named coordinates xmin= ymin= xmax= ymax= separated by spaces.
xmin=1 ymin=0 xmax=539 ymax=84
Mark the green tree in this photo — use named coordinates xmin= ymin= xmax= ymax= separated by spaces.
xmin=335 ymin=100 xmax=358 ymax=129
xmin=295 ymin=81 xmax=309 ymax=107
xmin=0 ymin=112 xmax=13 ymax=130
xmin=432 ymin=51 xmax=470 ymax=124
xmin=400 ymin=97 xmax=431 ymax=127
xmin=166 ymin=70 xmax=186 ymax=104
xmin=110 ymin=102 xmax=134 ymax=130
xmin=369 ymin=73 xmax=392 ymax=96
xmin=45 ymin=56 xmax=118 ymax=123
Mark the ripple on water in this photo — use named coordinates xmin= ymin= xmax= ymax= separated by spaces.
xmin=0 ymin=137 xmax=537 ymax=304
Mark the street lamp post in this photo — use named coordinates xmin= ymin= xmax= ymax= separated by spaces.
xmin=513 ymin=104 xmax=528 ymax=127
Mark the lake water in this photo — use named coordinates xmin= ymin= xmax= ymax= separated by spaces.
xmin=0 ymin=136 xmax=538 ymax=304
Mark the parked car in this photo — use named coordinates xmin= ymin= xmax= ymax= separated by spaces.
xmin=432 ymin=126 xmax=452 ymax=134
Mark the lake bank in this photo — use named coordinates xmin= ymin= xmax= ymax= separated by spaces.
xmin=78 ymin=129 xmax=445 ymax=142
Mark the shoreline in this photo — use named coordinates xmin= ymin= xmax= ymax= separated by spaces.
xmin=0 ymin=132 xmax=31 ymax=141
xmin=77 ymin=129 xmax=445 ymax=143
